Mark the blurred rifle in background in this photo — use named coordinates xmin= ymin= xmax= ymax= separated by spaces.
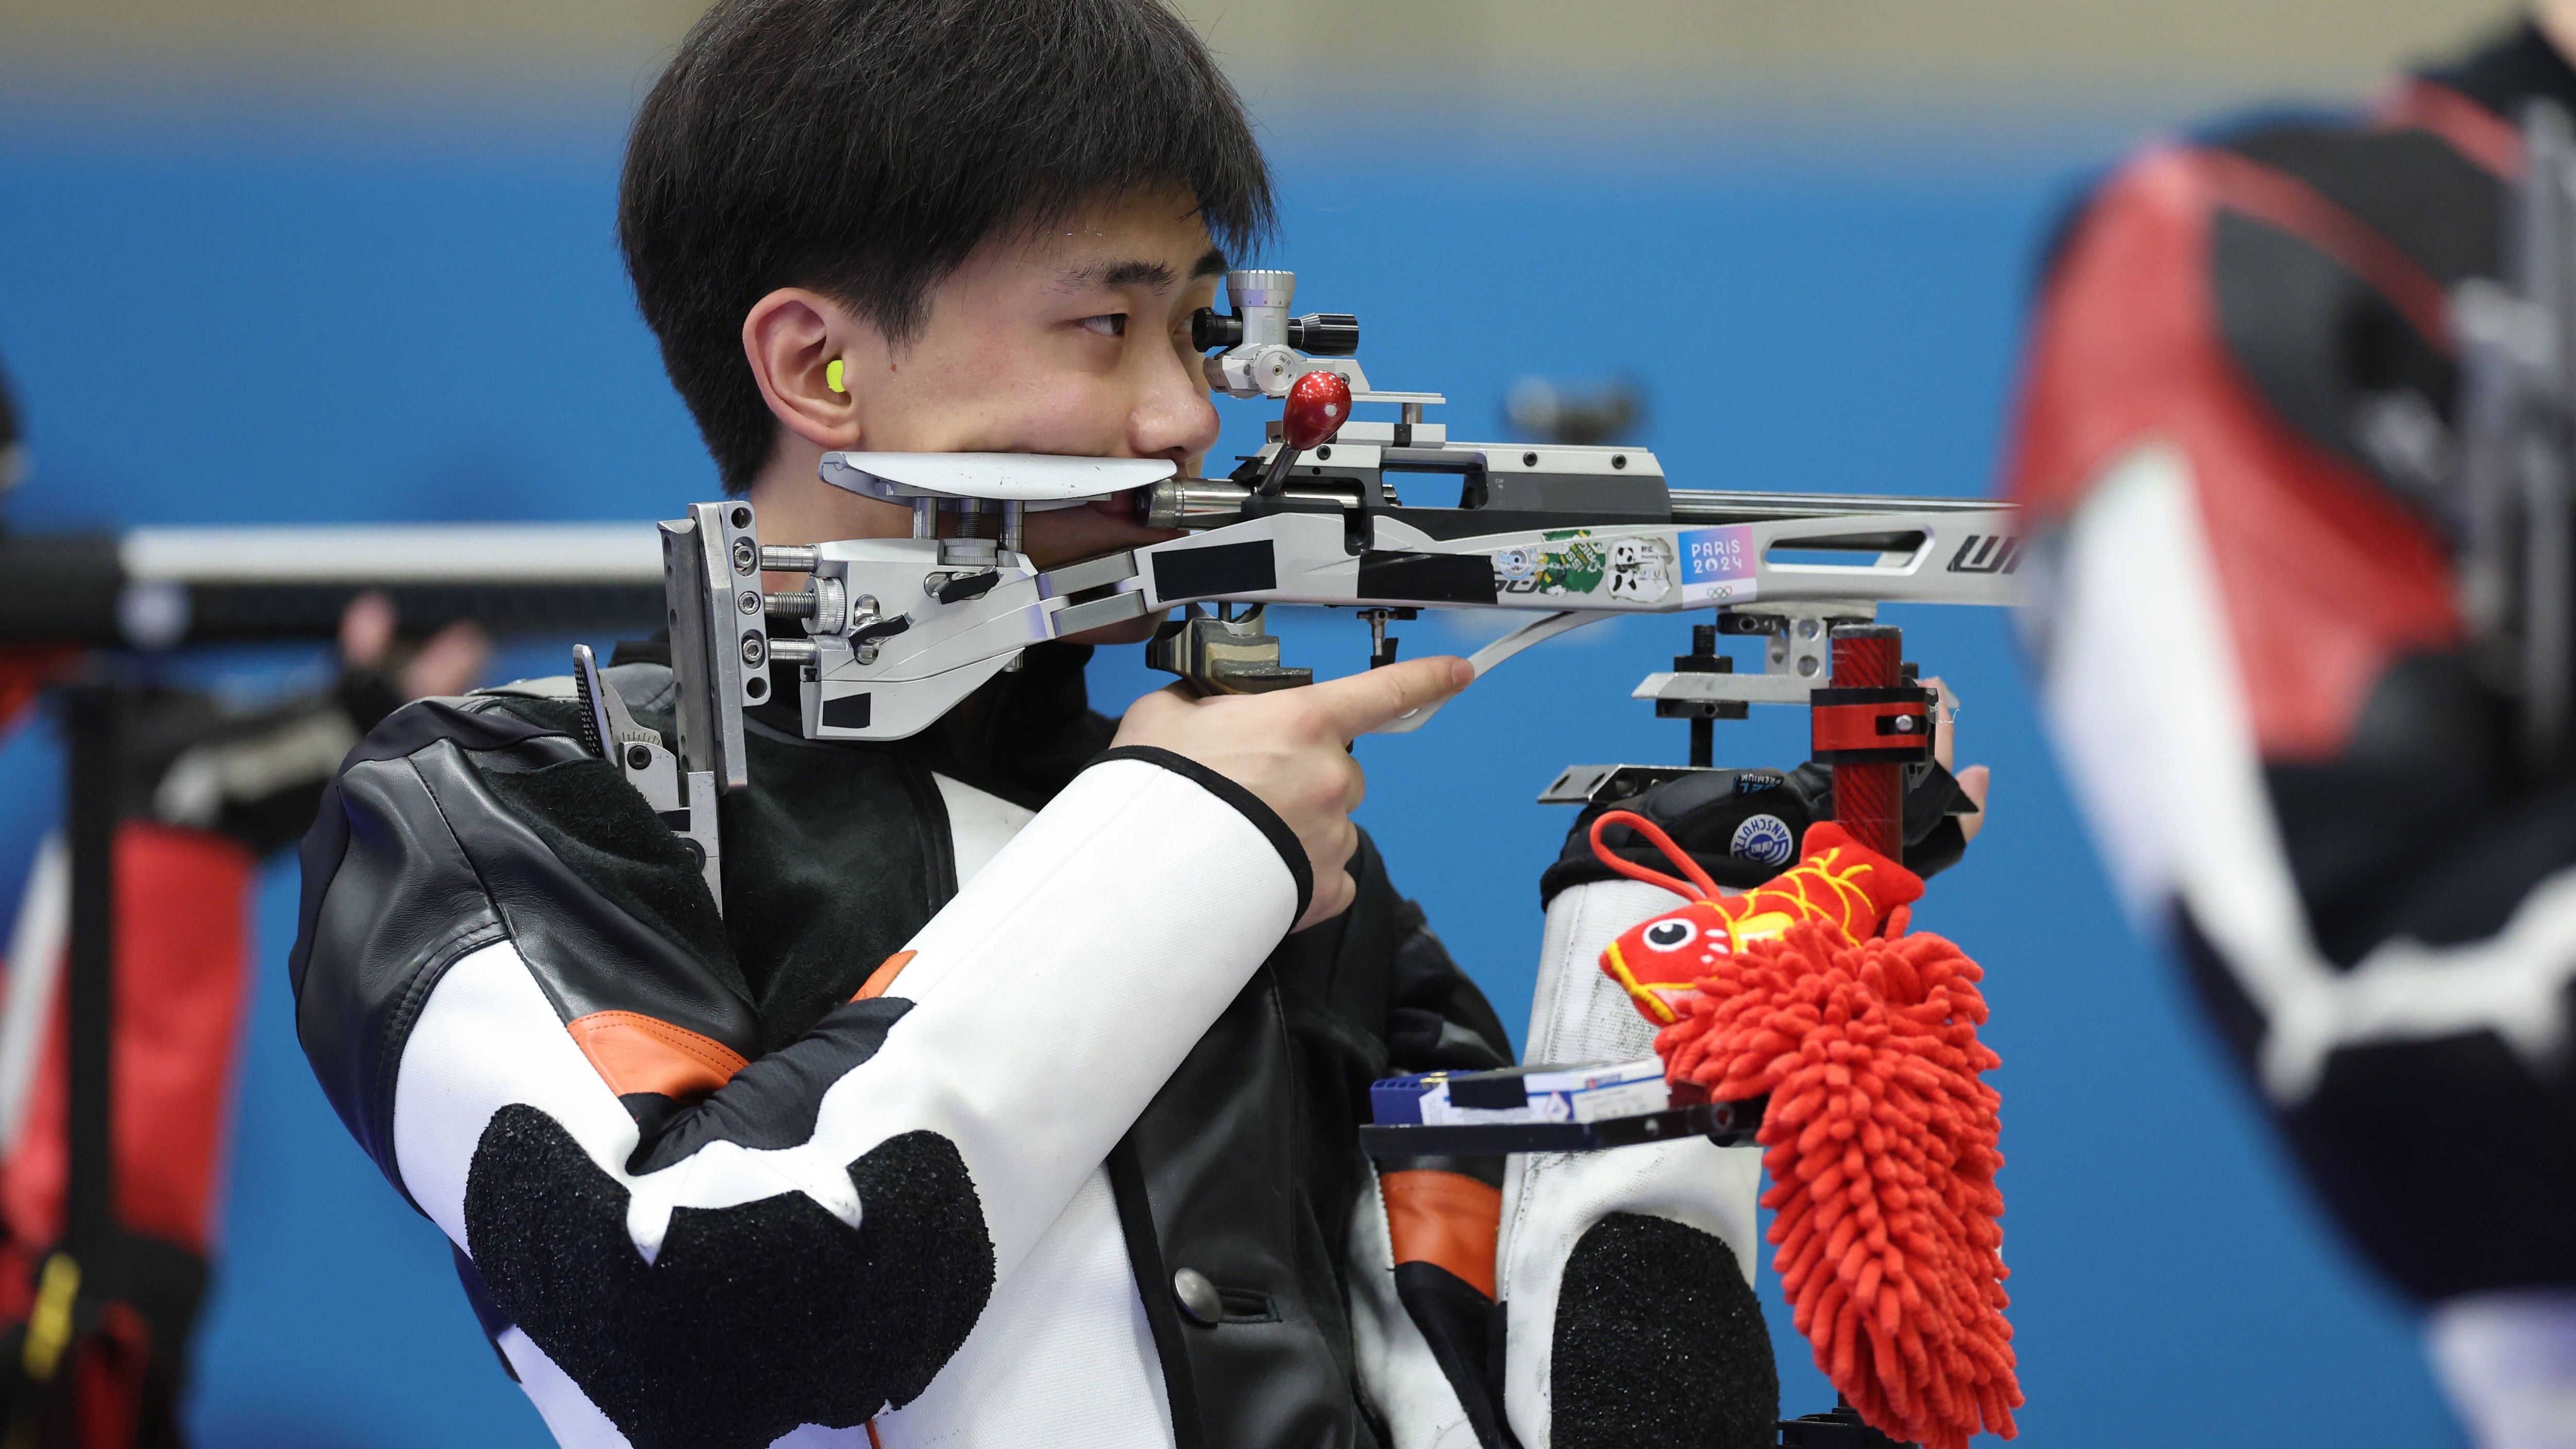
xmin=0 ymin=512 xmax=662 ymax=1449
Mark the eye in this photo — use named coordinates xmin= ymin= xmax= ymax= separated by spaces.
xmin=1078 ymin=313 xmax=1128 ymax=338
xmin=1642 ymin=918 xmax=1697 ymax=952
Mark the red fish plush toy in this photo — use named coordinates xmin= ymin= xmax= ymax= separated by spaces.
xmin=1594 ymin=810 xmax=2019 ymax=1449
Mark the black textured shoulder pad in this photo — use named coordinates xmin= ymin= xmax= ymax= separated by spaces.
xmin=291 ymin=696 xmax=757 ymax=1199
xmin=469 ymin=1108 xmax=992 ymax=1449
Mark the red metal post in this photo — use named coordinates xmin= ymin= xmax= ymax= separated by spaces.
xmin=1827 ymin=625 xmax=1905 ymax=861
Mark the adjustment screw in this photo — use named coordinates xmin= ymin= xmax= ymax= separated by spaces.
xmin=1894 ymin=715 xmax=1917 ymax=732
xmin=1522 ymin=451 xmax=1538 ymax=467
xmin=731 ymin=538 xmax=758 ymax=574
xmin=1797 ymin=655 xmax=1820 ymax=677
xmin=625 ymin=744 xmax=651 ymax=769
xmin=740 ymin=632 xmax=766 ymax=666
xmin=738 ymin=590 xmax=760 ymax=615
xmin=1612 ymin=454 xmax=1629 ymax=469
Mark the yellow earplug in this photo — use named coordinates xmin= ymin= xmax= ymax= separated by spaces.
xmin=826 ymin=358 xmax=846 ymax=394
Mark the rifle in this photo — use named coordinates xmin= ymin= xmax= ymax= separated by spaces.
xmin=632 ymin=267 xmax=2022 ymax=909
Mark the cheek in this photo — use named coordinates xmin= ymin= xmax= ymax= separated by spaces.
xmin=972 ymin=354 xmax=1135 ymax=454
xmin=873 ymin=327 xmax=1131 ymax=454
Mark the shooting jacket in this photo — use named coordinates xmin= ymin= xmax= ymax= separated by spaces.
xmin=290 ymin=640 xmax=1773 ymax=1449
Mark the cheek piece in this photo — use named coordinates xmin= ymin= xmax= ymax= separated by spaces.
xmin=1589 ymin=807 xmax=2020 ymax=1449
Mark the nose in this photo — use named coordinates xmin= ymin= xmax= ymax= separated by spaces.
xmin=1127 ymin=339 xmax=1222 ymax=467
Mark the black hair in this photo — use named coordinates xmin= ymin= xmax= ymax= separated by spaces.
xmin=620 ymin=0 xmax=1275 ymax=493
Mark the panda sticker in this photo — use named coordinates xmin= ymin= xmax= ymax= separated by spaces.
xmin=1605 ymin=536 xmax=1672 ymax=603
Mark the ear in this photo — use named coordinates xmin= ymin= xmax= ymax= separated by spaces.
xmin=743 ymin=287 xmax=871 ymax=451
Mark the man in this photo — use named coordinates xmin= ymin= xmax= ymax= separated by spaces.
xmin=292 ymin=4 xmax=1982 ymax=1445
xmin=2006 ymin=8 xmax=2576 ymax=1445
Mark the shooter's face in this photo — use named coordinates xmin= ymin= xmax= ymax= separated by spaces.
xmin=744 ymin=185 xmax=1226 ymax=639
xmin=856 ymin=187 xmax=1225 ymax=548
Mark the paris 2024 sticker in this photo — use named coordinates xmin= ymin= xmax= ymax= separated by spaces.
xmin=1489 ymin=525 xmax=1757 ymax=607
xmin=1678 ymin=525 xmax=1757 ymax=604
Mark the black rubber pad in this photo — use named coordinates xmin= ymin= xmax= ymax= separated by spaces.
xmin=465 ymin=1105 xmax=992 ymax=1449
xmin=1552 ymin=1212 xmax=1776 ymax=1449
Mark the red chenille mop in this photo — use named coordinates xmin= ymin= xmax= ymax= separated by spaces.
xmin=1594 ymin=811 xmax=2018 ymax=1449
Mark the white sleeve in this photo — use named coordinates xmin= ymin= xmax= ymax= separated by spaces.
xmin=386 ymin=751 xmax=1304 ymax=1448
xmin=1496 ymin=877 xmax=1767 ymax=1449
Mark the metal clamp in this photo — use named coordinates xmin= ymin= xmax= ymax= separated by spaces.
xmin=573 ymin=642 xmax=723 ymax=911
xmin=1809 ymin=685 xmax=1935 ymax=764
xmin=1630 ymin=602 xmax=1877 ymax=711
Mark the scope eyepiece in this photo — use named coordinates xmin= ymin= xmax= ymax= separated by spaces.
xmin=1189 ymin=305 xmax=1361 ymax=357
xmin=1286 ymin=313 xmax=1360 ymax=356
xmin=1190 ymin=308 xmax=1244 ymax=351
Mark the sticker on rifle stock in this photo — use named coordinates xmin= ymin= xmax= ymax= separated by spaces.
xmin=1678 ymin=525 xmax=1758 ymax=604
xmin=1495 ymin=529 xmax=1674 ymax=603
xmin=1496 ymin=530 xmax=1603 ymax=598
xmin=1606 ymin=536 xmax=1672 ymax=603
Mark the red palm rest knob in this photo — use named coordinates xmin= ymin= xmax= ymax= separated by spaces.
xmin=1282 ymin=370 xmax=1351 ymax=449
xmin=1257 ymin=370 xmax=1353 ymax=495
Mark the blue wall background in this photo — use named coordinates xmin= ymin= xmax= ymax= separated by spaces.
xmin=0 ymin=112 xmax=2466 ymax=1445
